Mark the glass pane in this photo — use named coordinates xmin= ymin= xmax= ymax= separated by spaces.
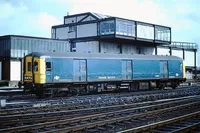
xmin=100 ymin=20 xmax=115 ymax=35
xmin=28 ymin=62 xmax=31 ymax=71
xmin=46 ymin=62 xmax=51 ymax=71
xmin=34 ymin=61 xmax=38 ymax=71
xmin=155 ymin=26 xmax=170 ymax=42
xmin=116 ymin=19 xmax=135 ymax=37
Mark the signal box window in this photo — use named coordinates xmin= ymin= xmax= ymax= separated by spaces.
xmin=46 ymin=62 xmax=51 ymax=71
xmin=34 ymin=61 xmax=38 ymax=72
xmin=28 ymin=62 xmax=31 ymax=71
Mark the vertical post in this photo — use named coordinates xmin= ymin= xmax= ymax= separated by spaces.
xmin=120 ymin=44 xmax=122 ymax=54
xmin=194 ymin=50 xmax=197 ymax=80
xmin=22 ymin=53 xmax=25 ymax=82
xmin=183 ymin=49 xmax=185 ymax=60
xmin=155 ymin=45 xmax=157 ymax=55
xmin=154 ymin=25 xmax=156 ymax=42
xmin=21 ymin=58 xmax=23 ymax=82
xmin=138 ymin=46 xmax=141 ymax=54
xmin=114 ymin=18 xmax=116 ymax=37
xmin=99 ymin=40 xmax=101 ymax=53
xmin=135 ymin=21 xmax=137 ymax=40
xmin=170 ymin=28 xmax=172 ymax=44
xmin=169 ymin=47 xmax=172 ymax=56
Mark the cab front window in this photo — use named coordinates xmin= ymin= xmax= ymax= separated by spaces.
xmin=28 ymin=62 xmax=32 ymax=71
xmin=34 ymin=61 xmax=38 ymax=72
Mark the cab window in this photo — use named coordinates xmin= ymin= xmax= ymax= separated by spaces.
xmin=180 ymin=63 xmax=183 ymax=71
xmin=46 ymin=62 xmax=51 ymax=71
xmin=28 ymin=62 xmax=31 ymax=71
xmin=34 ymin=61 xmax=38 ymax=72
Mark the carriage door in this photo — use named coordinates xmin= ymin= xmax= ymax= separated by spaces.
xmin=74 ymin=59 xmax=87 ymax=82
xmin=122 ymin=60 xmax=132 ymax=80
xmin=160 ymin=61 xmax=168 ymax=78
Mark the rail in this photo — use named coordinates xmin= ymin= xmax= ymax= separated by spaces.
xmin=118 ymin=111 xmax=200 ymax=133
xmin=0 ymin=96 xmax=200 ymax=133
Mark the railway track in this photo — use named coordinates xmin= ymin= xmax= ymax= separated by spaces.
xmin=0 ymin=95 xmax=200 ymax=133
xmin=1 ymin=86 xmax=200 ymax=115
xmin=3 ymin=86 xmax=200 ymax=109
xmin=118 ymin=111 xmax=200 ymax=133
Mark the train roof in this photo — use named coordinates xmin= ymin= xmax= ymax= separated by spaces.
xmin=25 ymin=52 xmax=183 ymax=61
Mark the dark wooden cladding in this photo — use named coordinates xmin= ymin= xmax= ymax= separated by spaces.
xmin=2 ymin=59 xmax=10 ymax=80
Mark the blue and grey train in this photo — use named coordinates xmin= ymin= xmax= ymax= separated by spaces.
xmin=21 ymin=52 xmax=186 ymax=97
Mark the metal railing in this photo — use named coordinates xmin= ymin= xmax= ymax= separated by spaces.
xmin=170 ymin=41 xmax=198 ymax=50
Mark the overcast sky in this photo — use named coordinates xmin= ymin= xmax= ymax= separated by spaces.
xmin=0 ymin=0 xmax=199 ymax=65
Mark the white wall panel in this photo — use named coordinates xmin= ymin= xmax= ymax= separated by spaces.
xmin=76 ymin=41 xmax=99 ymax=53
xmin=56 ymin=27 xmax=69 ymax=39
xmin=137 ymin=24 xmax=154 ymax=40
xmin=77 ymin=23 xmax=97 ymax=38
xmin=0 ymin=62 xmax=2 ymax=80
xmin=122 ymin=44 xmax=137 ymax=54
xmin=10 ymin=60 xmax=21 ymax=81
xmin=185 ymin=51 xmax=195 ymax=67
xmin=172 ymin=49 xmax=183 ymax=59
xmin=140 ymin=46 xmax=154 ymax=55
xmin=157 ymin=47 xmax=170 ymax=56
xmin=101 ymin=42 xmax=120 ymax=54
xmin=65 ymin=17 xmax=76 ymax=24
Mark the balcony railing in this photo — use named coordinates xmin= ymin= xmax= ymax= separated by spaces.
xmin=170 ymin=42 xmax=198 ymax=50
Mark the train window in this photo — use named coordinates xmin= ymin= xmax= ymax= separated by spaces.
xmin=46 ymin=62 xmax=51 ymax=71
xmin=28 ymin=62 xmax=31 ymax=71
xmin=34 ymin=61 xmax=38 ymax=72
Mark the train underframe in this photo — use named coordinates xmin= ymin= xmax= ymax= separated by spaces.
xmin=22 ymin=78 xmax=186 ymax=98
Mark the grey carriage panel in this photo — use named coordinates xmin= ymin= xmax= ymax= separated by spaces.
xmin=26 ymin=52 xmax=182 ymax=61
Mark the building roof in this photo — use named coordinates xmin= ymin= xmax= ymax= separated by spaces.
xmin=63 ymin=12 xmax=171 ymax=28
xmin=0 ymin=35 xmax=67 ymax=41
xmin=90 ymin=12 xmax=112 ymax=19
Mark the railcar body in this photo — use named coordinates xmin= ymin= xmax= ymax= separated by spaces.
xmin=21 ymin=52 xmax=186 ymax=97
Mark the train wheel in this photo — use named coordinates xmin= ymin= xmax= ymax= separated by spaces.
xmin=172 ymin=83 xmax=177 ymax=89
xmin=36 ymin=86 xmax=44 ymax=98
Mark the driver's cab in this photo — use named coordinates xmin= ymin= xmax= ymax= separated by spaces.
xmin=23 ymin=55 xmax=46 ymax=84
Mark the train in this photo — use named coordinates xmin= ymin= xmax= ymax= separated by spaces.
xmin=20 ymin=52 xmax=186 ymax=97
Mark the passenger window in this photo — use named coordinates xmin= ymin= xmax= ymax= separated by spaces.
xmin=34 ymin=61 xmax=38 ymax=72
xmin=46 ymin=62 xmax=51 ymax=71
xmin=28 ymin=62 xmax=31 ymax=71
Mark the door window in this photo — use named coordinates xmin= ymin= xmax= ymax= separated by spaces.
xmin=33 ymin=61 xmax=38 ymax=72
xmin=46 ymin=62 xmax=51 ymax=71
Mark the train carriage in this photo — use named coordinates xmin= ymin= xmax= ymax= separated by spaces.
xmin=21 ymin=52 xmax=186 ymax=97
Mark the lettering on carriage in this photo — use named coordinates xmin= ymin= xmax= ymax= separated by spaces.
xmin=107 ymin=76 xmax=115 ymax=79
xmin=98 ymin=76 xmax=116 ymax=79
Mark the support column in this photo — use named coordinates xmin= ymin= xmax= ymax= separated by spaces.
xmin=99 ymin=40 xmax=101 ymax=53
xmin=169 ymin=47 xmax=172 ymax=56
xmin=21 ymin=58 xmax=23 ymax=82
xmin=120 ymin=44 xmax=122 ymax=54
xmin=155 ymin=45 xmax=157 ymax=55
xmin=194 ymin=50 xmax=197 ymax=80
xmin=183 ymin=49 xmax=185 ymax=60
